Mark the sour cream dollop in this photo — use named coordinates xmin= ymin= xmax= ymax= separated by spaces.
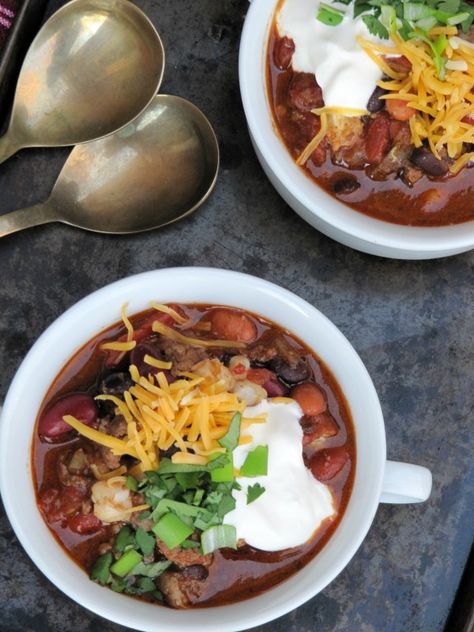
xmin=225 ymin=400 xmax=335 ymax=551
xmin=277 ymin=0 xmax=387 ymax=111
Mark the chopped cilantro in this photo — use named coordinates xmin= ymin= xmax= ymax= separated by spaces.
xmin=247 ymin=483 xmax=266 ymax=505
xmin=90 ymin=552 xmax=113 ymax=585
xmin=135 ymin=527 xmax=156 ymax=556
xmin=218 ymin=412 xmax=241 ymax=451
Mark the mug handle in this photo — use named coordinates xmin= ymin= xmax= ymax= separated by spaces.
xmin=380 ymin=460 xmax=432 ymax=504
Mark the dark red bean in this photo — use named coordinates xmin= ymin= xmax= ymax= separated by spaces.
xmin=105 ymin=311 xmax=175 ymax=367
xmin=410 ymin=146 xmax=449 ymax=177
xmin=130 ymin=337 xmax=164 ymax=374
xmin=309 ymin=446 xmax=349 ymax=481
xmin=273 ymin=36 xmax=295 ymax=70
xmin=262 ymin=379 xmax=288 ymax=397
xmin=68 ymin=513 xmax=103 ymax=535
xmin=288 ymin=73 xmax=324 ymax=112
xmin=38 ymin=393 xmax=98 ymax=440
xmin=365 ymin=114 xmax=391 ymax=165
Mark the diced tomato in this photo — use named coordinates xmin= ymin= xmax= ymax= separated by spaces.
xmin=291 ymin=383 xmax=327 ymax=416
xmin=385 ymin=98 xmax=415 ymax=122
xmin=209 ymin=309 xmax=257 ymax=343
xmin=67 ymin=513 xmax=103 ymax=535
xmin=365 ymin=114 xmax=391 ymax=165
xmin=247 ymin=368 xmax=277 ymax=386
xmin=309 ymin=446 xmax=349 ymax=481
xmin=39 ymin=486 xmax=85 ymax=524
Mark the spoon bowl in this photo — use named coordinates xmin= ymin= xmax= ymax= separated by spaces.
xmin=0 ymin=0 xmax=165 ymax=163
xmin=0 ymin=95 xmax=220 ymax=236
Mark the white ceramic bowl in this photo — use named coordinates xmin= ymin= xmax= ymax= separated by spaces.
xmin=239 ymin=0 xmax=474 ymax=260
xmin=0 ymin=268 xmax=431 ymax=631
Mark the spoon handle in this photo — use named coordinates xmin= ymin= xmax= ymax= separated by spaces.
xmin=0 ymin=132 xmax=20 ymax=165
xmin=0 ymin=203 xmax=58 ymax=238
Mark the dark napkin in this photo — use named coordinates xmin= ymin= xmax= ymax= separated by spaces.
xmin=0 ymin=0 xmax=46 ymax=122
xmin=0 ymin=1 xmax=22 ymax=51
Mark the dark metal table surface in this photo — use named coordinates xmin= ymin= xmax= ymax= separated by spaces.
xmin=0 ymin=1 xmax=473 ymax=631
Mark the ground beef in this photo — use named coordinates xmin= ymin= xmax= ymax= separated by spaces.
xmin=157 ymin=570 xmax=207 ymax=608
xmin=157 ymin=539 xmax=213 ymax=568
xmin=154 ymin=336 xmax=210 ymax=374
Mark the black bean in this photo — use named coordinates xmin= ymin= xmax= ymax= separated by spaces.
xmin=183 ymin=565 xmax=208 ymax=581
xmin=333 ymin=177 xmax=360 ymax=195
xmin=269 ymin=357 xmax=311 ymax=384
xmin=367 ymin=85 xmax=387 ymax=113
xmin=100 ymin=372 xmax=133 ymax=396
xmin=410 ymin=146 xmax=449 ymax=177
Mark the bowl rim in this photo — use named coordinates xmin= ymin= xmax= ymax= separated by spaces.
xmin=238 ymin=0 xmax=474 ymax=255
xmin=0 ymin=267 xmax=386 ymax=631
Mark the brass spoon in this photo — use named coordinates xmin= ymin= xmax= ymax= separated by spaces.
xmin=0 ymin=95 xmax=220 ymax=236
xmin=0 ymin=0 xmax=165 ymax=165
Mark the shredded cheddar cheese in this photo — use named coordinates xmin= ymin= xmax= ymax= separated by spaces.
xmin=63 ymin=364 xmax=256 ymax=472
xmin=358 ymin=32 xmax=474 ymax=172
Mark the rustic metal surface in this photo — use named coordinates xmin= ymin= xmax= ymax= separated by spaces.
xmin=0 ymin=1 xmax=473 ymax=631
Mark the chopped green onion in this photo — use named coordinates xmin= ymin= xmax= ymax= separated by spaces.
xmin=380 ymin=4 xmax=398 ymax=33
xmin=239 ymin=445 xmax=268 ymax=477
xmin=218 ymin=412 xmax=241 ymax=451
xmin=110 ymin=549 xmax=142 ymax=577
xmin=210 ymin=452 xmax=234 ymax=483
xmin=201 ymin=524 xmax=237 ymax=554
xmin=317 ymin=2 xmax=345 ymax=26
xmin=447 ymin=11 xmax=470 ymax=24
xmin=90 ymin=552 xmax=113 ymax=585
xmin=135 ymin=527 xmax=156 ymax=556
xmin=247 ymin=483 xmax=266 ymax=505
xmin=152 ymin=512 xmax=194 ymax=549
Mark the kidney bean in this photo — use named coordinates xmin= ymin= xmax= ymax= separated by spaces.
xmin=301 ymin=413 xmax=339 ymax=446
xmin=38 ymin=393 xmax=98 ymax=440
xmin=366 ymin=85 xmax=387 ymax=113
xmin=410 ymin=146 xmax=449 ymax=177
xmin=262 ymin=379 xmax=289 ymax=397
xmin=273 ymin=36 xmax=295 ymax=70
xmin=384 ymin=55 xmax=411 ymax=73
xmin=365 ymin=114 xmax=391 ymax=165
xmin=291 ymin=383 xmax=327 ymax=416
xmin=130 ymin=338 xmax=164 ymax=374
xmin=209 ymin=309 xmax=257 ymax=343
xmin=309 ymin=446 xmax=349 ymax=481
xmin=385 ymin=98 xmax=415 ymax=122
xmin=68 ymin=513 xmax=103 ymax=535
